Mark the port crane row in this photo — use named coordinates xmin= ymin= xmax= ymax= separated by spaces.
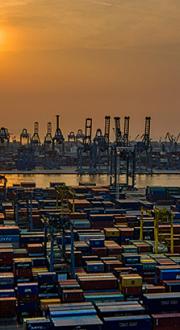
xmin=1 ymin=115 xmax=179 ymax=148
xmin=0 ymin=115 xmax=179 ymax=186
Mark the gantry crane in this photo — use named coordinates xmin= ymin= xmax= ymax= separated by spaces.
xmin=91 ymin=116 xmax=111 ymax=172
xmin=104 ymin=116 xmax=111 ymax=144
xmin=20 ymin=128 xmax=30 ymax=145
xmin=83 ymin=118 xmax=92 ymax=148
xmin=92 ymin=129 xmax=105 ymax=172
xmin=143 ymin=116 xmax=151 ymax=150
xmin=43 ymin=184 xmax=76 ymax=278
xmin=136 ymin=116 xmax=152 ymax=172
xmin=0 ymin=127 xmax=10 ymax=144
xmin=114 ymin=116 xmax=130 ymax=147
xmin=77 ymin=118 xmax=93 ymax=173
xmin=68 ymin=131 xmax=76 ymax=142
xmin=114 ymin=116 xmax=122 ymax=145
xmin=76 ymin=129 xmax=85 ymax=143
xmin=123 ymin=116 xmax=130 ymax=147
xmin=31 ymin=122 xmax=41 ymax=146
xmin=164 ymin=132 xmax=179 ymax=153
xmin=77 ymin=117 xmax=111 ymax=173
xmin=110 ymin=116 xmax=135 ymax=189
xmin=53 ymin=115 xmax=64 ymax=149
xmin=154 ymin=208 xmax=174 ymax=254
xmin=44 ymin=122 xmax=53 ymax=147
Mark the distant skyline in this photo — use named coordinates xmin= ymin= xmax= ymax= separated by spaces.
xmin=0 ymin=0 xmax=180 ymax=139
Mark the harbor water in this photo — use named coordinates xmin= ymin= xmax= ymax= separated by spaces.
xmin=2 ymin=173 xmax=180 ymax=188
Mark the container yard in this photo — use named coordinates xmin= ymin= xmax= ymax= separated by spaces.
xmin=0 ymin=179 xmax=180 ymax=329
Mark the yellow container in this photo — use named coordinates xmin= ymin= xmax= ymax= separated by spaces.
xmin=40 ymin=298 xmax=61 ymax=311
xmin=141 ymin=258 xmax=154 ymax=263
xmin=32 ymin=267 xmax=48 ymax=275
xmin=23 ymin=318 xmax=46 ymax=328
xmin=120 ymin=274 xmax=142 ymax=288
xmin=104 ymin=228 xmax=120 ymax=237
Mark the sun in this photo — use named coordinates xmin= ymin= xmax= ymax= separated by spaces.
xmin=0 ymin=27 xmax=19 ymax=51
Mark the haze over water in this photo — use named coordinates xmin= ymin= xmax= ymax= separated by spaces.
xmin=0 ymin=1 xmax=180 ymax=138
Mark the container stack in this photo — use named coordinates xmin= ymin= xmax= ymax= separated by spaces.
xmin=0 ymin=184 xmax=179 ymax=328
xmin=17 ymin=282 xmax=39 ymax=319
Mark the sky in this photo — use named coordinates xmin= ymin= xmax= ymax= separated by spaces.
xmin=0 ymin=0 xmax=180 ymax=140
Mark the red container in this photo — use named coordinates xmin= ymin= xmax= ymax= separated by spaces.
xmin=121 ymin=286 xmax=142 ymax=296
xmin=91 ymin=221 xmax=114 ymax=229
xmin=0 ymin=249 xmax=13 ymax=265
xmin=0 ymin=297 xmax=17 ymax=317
xmin=91 ymin=247 xmax=107 ymax=257
xmin=106 ymin=247 xmax=122 ymax=256
xmin=27 ymin=243 xmax=44 ymax=254
xmin=113 ymin=267 xmax=134 ymax=277
xmin=152 ymin=313 xmax=180 ymax=329
xmin=13 ymin=249 xmax=28 ymax=258
xmin=66 ymin=251 xmax=82 ymax=266
xmin=62 ymin=289 xmax=85 ymax=303
xmin=103 ymin=260 xmax=122 ymax=272
xmin=144 ymin=284 xmax=166 ymax=294
xmin=119 ymin=228 xmax=134 ymax=237
xmin=174 ymin=245 xmax=180 ymax=253
xmin=78 ymin=273 xmax=118 ymax=291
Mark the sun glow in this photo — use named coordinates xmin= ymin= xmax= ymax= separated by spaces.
xmin=0 ymin=27 xmax=19 ymax=51
xmin=0 ymin=29 xmax=6 ymax=49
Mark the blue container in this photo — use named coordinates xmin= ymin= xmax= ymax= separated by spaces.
xmin=0 ymin=289 xmax=15 ymax=298
xmin=96 ymin=302 xmax=145 ymax=317
xmin=17 ymin=283 xmax=39 ymax=296
xmin=21 ymin=234 xmax=44 ymax=245
xmin=32 ymin=257 xmax=47 ymax=267
xmin=39 ymin=293 xmax=59 ymax=299
xmin=18 ymin=301 xmax=39 ymax=313
xmin=124 ymin=263 xmax=143 ymax=273
xmin=52 ymin=315 xmax=103 ymax=329
xmin=143 ymin=293 xmax=180 ymax=313
xmin=0 ymin=235 xmax=19 ymax=243
xmin=164 ymin=280 xmax=180 ymax=292
xmin=173 ymin=212 xmax=180 ymax=219
xmin=160 ymin=269 xmax=180 ymax=281
xmin=0 ymin=227 xmax=20 ymax=235
xmin=87 ymin=209 xmax=106 ymax=215
xmin=38 ymin=272 xmax=57 ymax=284
xmin=89 ymin=239 xmax=104 ymax=248
xmin=26 ymin=319 xmax=52 ymax=330
xmin=122 ymin=254 xmax=140 ymax=264
xmin=39 ymin=283 xmax=57 ymax=294
xmin=103 ymin=315 xmax=152 ymax=330
xmin=0 ymin=275 xmax=14 ymax=288
xmin=50 ymin=309 xmax=96 ymax=318
xmin=86 ymin=262 xmax=105 ymax=273
xmin=85 ymin=293 xmax=124 ymax=303
xmin=91 ymin=202 xmax=103 ymax=208
xmin=104 ymin=209 xmax=126 ymax=215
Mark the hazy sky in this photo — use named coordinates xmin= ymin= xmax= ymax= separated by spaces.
xmin=0 ymin=0 xmax=180 ymax=139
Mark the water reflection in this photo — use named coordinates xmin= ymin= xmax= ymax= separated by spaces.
xmin=2 ymin=174 xmax=180 ymax=188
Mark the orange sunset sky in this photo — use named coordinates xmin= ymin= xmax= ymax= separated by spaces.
xmin=0 ymin=0 xmax=180 ymax=139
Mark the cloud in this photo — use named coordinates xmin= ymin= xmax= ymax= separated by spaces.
xmin=88 ymin=0 xmax=113 ymax=7
xmin=1 ymin=1 xmax=180 ymax=52
xmin=0 ymin=0 xmax=31 ymax=8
